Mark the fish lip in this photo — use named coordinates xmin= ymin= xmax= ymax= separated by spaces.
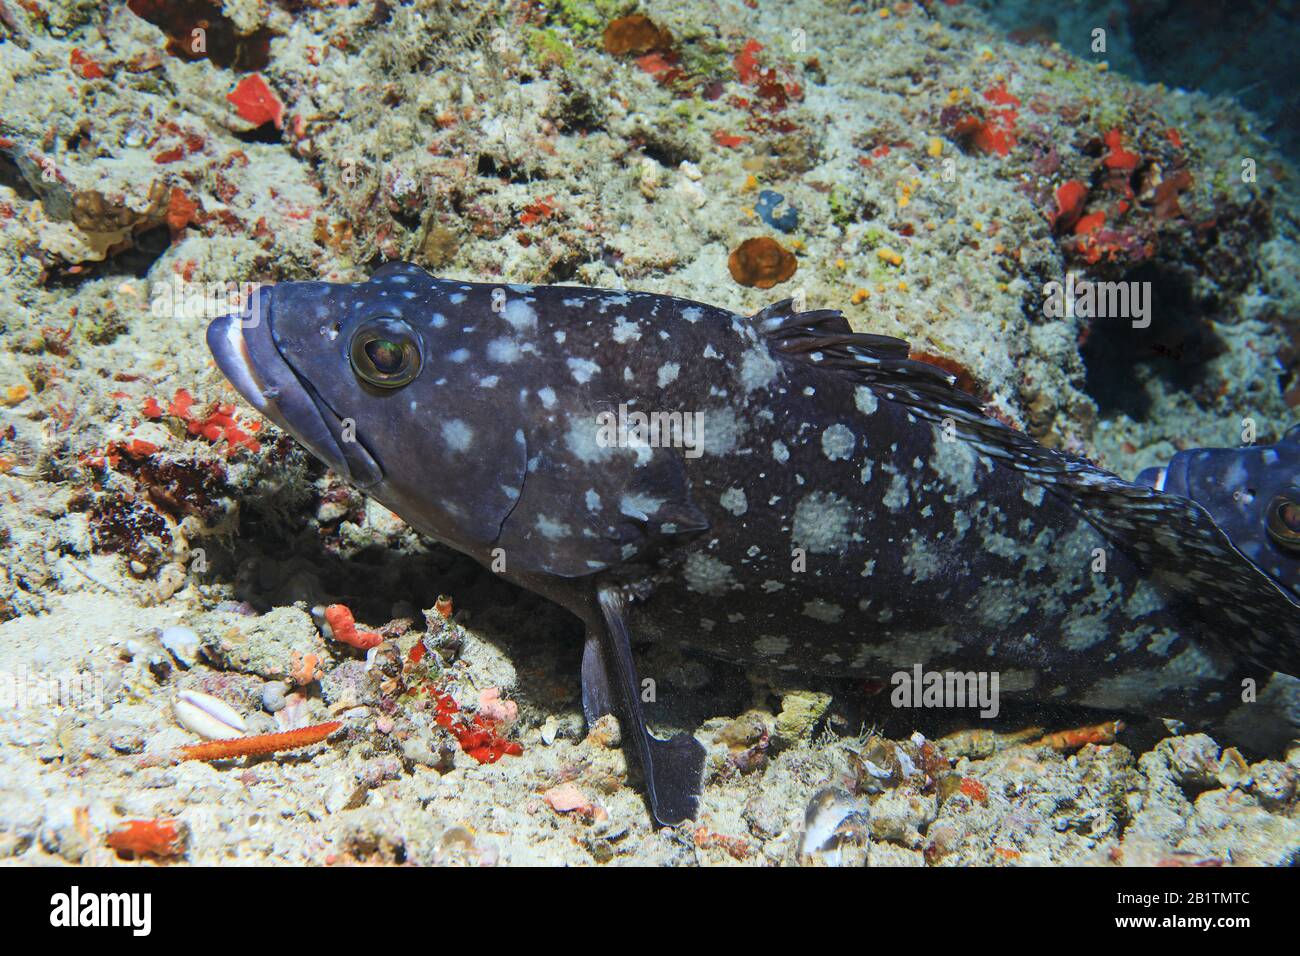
xmin=206 ymin=293 xmax=382 ymax=488
xmin=206 ymin=308 xmax=269 ymax=413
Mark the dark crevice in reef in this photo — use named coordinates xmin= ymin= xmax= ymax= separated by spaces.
xmin=233 ymin=122 xmax=283 ymax=146
xmin=1080 ymin=263 xmax=1226 ymax=421
xmin=475 ymin=153 xmax=543 ymax=184
xmin=42 ymin=225 xmax=171 ymax=287
xmin=126 ymin=0 xmax=274 ymax=72
xmin=633 ymin=132 xmax=701 ymax=170
xmin=109 ymin=224 xmax=173 ymax=279
xmin=0 ymin=151 xmax=38 ymax=202
xmin=537 ymin=251 xmax=586 ymax=284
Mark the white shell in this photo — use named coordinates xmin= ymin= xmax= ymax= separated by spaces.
xmin=539 ymin=716 xmax=558 ymax=746
xmin=160 ymin=626 xmax=201 ymax=668
xmin=174 ymin=690 xmax=246 ymax=740
xmin=798 ymin=788 xmax=869 ymax=860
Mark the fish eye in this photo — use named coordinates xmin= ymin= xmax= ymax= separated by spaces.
xmin=1265 ymin=489 xmax=1300 ymax=551
xmin=349 ymin=317 xmax=421 ymax=388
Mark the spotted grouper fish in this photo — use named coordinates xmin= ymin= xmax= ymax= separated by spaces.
xmin=207 ymin=262 xmax=1300 ymax=824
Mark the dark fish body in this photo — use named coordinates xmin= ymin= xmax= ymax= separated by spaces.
xmin=208 ymin=262 xmax=1300 ymax=823
xmin=1136 ymin=427 xmax=1300 ymax=596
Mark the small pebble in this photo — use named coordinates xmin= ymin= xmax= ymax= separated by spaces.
xmin=543 ymin=783 xmax=595 ymax=816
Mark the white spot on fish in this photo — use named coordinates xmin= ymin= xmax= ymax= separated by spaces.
xmin=612 ymin=316 xmax=642 ymax=343
xmin=740 ymin=347 xmax=780 ymax=393
xmin=821 ymin=424 xmax=856 ymax=461
xmin=792 ymin=492 xmax=853 ymax=553
xmin=697 ymin=406 xmax=744 ymax=456
xmin=684 ymin=553 xmax=736 ymax=596
xmin=929 ymin=427 xmax=978 ymax=498
xmin=567 ymin=357 xmax=600 ymax=384
xmin=502 ymin=299 xmax=537 ymax=332
xmin=536 ymin=515 xmax=571 ymax=539
xmin=538 ymin=386 xmax=557 ymax=409
xmin=487 ymin=338 xmax=522 ymax=363
xmin=620 ymin=492 xmax=665 ymax=521
xmin=565 ymin=416 xmax=613 ymax=463
xmin=719 ymin=488 xmax=748 ymax=516
xmin=883 ymin=472 xmax=910 ymax=511
xmin=753 ymin=634 xmax=789 ymax=656
xmin=854 ymin=386 xmax=879 ymax=415
xmin=802 ymin=599 xmax=844 ymax=623
xmin=657 ymin=362 xmax=680 ymax=387
xmin=441 ymin=419 xmax=473 ymax=452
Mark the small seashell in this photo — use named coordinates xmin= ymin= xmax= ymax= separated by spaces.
xmin=540 ymin=715 xmax=558 ymax=746
xmin=895 ymin=746 xmax=919 ymax=778
xmin=274 ymin=692 xmax=308 ymax=731
xmin=261 ymin=681 xmax=288 ymax=713
xmin=798 ymin=788 xmax=869 ymax=864
xmin=174 ymin=689 xmax=246 ymax=740
xmin=159 ymin=626 xmax=201 ymax=668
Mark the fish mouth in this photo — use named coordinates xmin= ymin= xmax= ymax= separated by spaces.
xmin=206 ymin=288 xmax=383 ymax=488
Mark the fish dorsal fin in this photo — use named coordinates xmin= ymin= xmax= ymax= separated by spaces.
xmin=370 ymin=260 xmax=429 ymax=281
xmin=758 ymin=304 xmax=1300 ymax=676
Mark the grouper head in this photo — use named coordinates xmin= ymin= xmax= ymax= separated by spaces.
xmin=1136 ymin=425 xmax=1300 ymax=596
xmin=205 ymin=263 xmax=528 ymax=558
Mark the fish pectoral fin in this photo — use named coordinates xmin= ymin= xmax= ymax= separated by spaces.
xmin=580 ymin=628 xmax=614 ymax=724
xmin=595 ymin=584 xmax=705 ymax=826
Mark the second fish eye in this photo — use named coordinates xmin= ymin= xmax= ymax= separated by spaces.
xmin=1265 ymin=490 xmax=1300 ymax=551
xmin=349 ymin=318 xmax=421 ymax=388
